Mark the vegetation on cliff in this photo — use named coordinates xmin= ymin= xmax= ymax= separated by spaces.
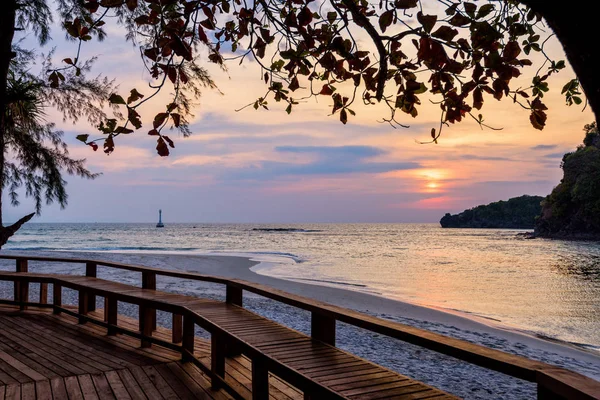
xmin=440 ymin=195 xmax=544 ymax=229
xmin=535 ymin=123 xmax=600 ymax=238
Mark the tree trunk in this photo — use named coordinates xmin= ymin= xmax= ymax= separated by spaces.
xmin=0 ymin=213 xmax=34 ymax=247
xmin=0 ymin=1 xmax=22 ymax=248
xmin=520 ymin=0 xmax=600 ymax=124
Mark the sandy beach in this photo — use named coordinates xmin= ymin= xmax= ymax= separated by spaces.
xmin=1 ymin=250 xmax=599 ymax=399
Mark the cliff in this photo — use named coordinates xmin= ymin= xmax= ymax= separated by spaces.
xmin=535 ymin=123 xmax=600 ymax=239
xmin=440 ymin=195 xmax=543 ymax=229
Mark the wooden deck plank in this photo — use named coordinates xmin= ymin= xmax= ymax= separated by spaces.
xmin=104 ymin=370 xmax=132 ymax=400
xmin=35 ymin=380 xmax=53 ymax=400
xmin=152 ymin=363 xmax=197 ymax=400
xmin=21 ymin=381 xmax=36 ymax=400
xmin=116 ymin=368 xmax=147 ymax=400
xmin=64 ymin=375 xmax=85 ymax=399
xmin=166 ymin=362 xmax=213 ymax=400
xmin=78 ymin=374 xmax=100 ymax=400
xmin=90 ymin=373 xmax=117 ymax=400
xmin=140 ymin=365 xmax=180 ymax=400
xmin=179 ymin=361 xmax=234 ymax=400
xmin=127 ymin=365 xmax=165 ymax=400
xmin=50 ymin=377 xmax=69 ymax=399
xmin=4 ymin=383 xmax=21 ymax=400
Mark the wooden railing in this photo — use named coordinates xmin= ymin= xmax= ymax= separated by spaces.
xmin=0 ymin=254 xmax=599 ymax=400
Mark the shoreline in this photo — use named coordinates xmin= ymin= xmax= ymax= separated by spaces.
xmin=1 ymin=249 xmax=599 ymax=399
xmin=3 ymin=249 xmax=599 ymax=363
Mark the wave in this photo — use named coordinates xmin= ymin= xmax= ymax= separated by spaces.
xmin=5 ymin=246 xmax=201 ymax=252
xmin=289 ymin=277 xmax=368 ymax=288
xmin=251 ymin=228 xmax=322 ymax=233
xmin=242 ymin=251 xmax=306 ymax=263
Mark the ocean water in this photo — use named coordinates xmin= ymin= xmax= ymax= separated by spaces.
xmin=4 ymin=222 xmax=600 ymax=353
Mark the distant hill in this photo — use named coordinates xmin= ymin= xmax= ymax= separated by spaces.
xmin=440 ymin=195 xmax=544 ymax=229
xmin=535 ymin=124 xmax=600 ymax=239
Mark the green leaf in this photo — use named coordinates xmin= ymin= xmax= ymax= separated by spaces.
xmin=327 ymin=11 xmax=337 ymax=24
xmin=76 ymin=134 xmax=89 ymax=143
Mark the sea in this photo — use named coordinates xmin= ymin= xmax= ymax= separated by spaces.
xmin=4 ymin=222 xmax=600 ymax=354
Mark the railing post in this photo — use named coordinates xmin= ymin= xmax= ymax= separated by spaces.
xmin=311 ymin=312 xmax=336 ymax=346
xmin=15 ymin=258 xmax=28 ymax=310
xmin=252 ymin=358 xmax=269 ymax=400
xmin=225 ymin=284 xmax=244 ymax=356
xmin=53 ymin=284 xmax=62 ymax=314
xmin=141 ymin=271 xmax=157 ymax=331
xmin=211 ymin=333 xmax=226 ymax=390
xmin=226 ymin=284 xmax=243 ymax=306
xmin=172 ymin=314 xmax=183 ymax=344
xmin=140 ymin=305 xmax=154 ymax=348
xmin=39 ymin=283 xmax=48 ymax=304
xmin=85 ymin=262 xmax=97 ymax=312
xmin=537 ymin=385 xmax=564 ymax=400
xmin=78 ymin=290 xmax=89 ymax=324
xmin=182 ymin=315 xmax=195 ymax=361
xmin=105 ymin=297 xmax=118 ymax=336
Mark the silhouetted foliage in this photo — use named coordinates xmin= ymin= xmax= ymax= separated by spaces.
xmin=440 ymin=195 xmax=543 ymax=229
xmin=535 ymin=123 xmax=600 ymax=239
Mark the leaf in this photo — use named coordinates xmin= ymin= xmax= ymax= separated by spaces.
xmin=449 ymin=14 xmax=471 ymax=27
xmin=327 ymin=11 xmax=337 ymax=24
xmin=198 ymin=25 xmax=209 ymax=44
xmin=395 ymin=0 xmax=417 ymax=9
xmin=108 ymin=93 xmax=126 ymax=105
xmin=125 ymin=0 xmax=137 ymax=11
xmin=476 ymin=4 xmax=495 ymax=19
xmin=148 ymin=129 xmax=159 ymax=136
xmin=76 ymin=134 xmax=89 ymax=143
xmin=163 ymin=136 xmax=175 ymax=148
xmin=115 ymin=126 xmax=133 ymax=134
xmin=432 ymin=26 xmax=458 ymax=41
xmin=379 ymin=10 xmax=394 ymax=33
xmin=127 ymin=89 xmax=144 ymax=104
xmin=171 ymin=113 xmax=181 ymax=127
xmin=156 ymin=137 xmax=170 ymax=156
xmin=340 ymin=108 xmax=348 ymax=124
xmin=63 ymin=58 xmax=74 ymax=65
xmin=289 ymin=76 xmax=300 ymax=91
xmin=153 ymin=112 xmax=169 ymax=129
xmin=417 ymin=12 xmax=437 ymax=33
xmin=530 ymin=109 xmax=547 ymax=130
xmin=103 ymin=135 xmax=115 ymax=154
xmin=88 ymin=142 xmax=98 ymax=151
xmin=298 ymin=6 xmax=313 ymax=26
xmin=320 ymin=84 xmax=335 ymax=95
xmin=503 ymin=41 xmax=521 ymax=61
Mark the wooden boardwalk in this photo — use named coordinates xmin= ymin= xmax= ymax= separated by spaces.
xmin=0 ymin=255 xmax=598 ymax=400
xmin=0 ymin=305 xmax=299 ymax=400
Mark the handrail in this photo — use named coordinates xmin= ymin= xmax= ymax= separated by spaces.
xmin=1 ymin=253 xmax=599 ymax=399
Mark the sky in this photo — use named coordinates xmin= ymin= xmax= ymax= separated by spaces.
xmin=3 ymin=5 xmax=595 ymax=224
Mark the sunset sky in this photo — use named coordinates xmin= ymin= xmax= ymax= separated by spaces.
xmin=4 ymin=10 xmax=594 ymax=224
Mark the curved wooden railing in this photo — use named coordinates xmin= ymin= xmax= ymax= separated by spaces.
xmin=0 ymin=253 xmax=598 ymax=399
